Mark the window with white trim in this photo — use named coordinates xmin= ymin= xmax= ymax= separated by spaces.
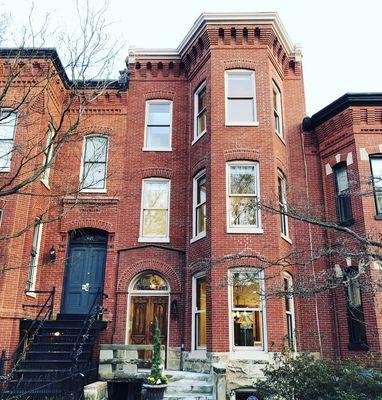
xmin=0 ymin=110 xmax=17 ymax=172
xmin=272 ymin=81 xmax=283 ymax=137
xmin=41 ymin=125 xmax=55 ymax=186
xmin=194 ymin=81 xmax=207 ymax=141
xmin=225 ymin=70 xmax=257 ymax=125
xmin=230 ymin=270 xmax=264 ymax=349
xmin=140 ymin=179 xmax=170 ymax=241
xmin=192 ymin=170 xmax=206 ymax=240
xmin=370 ymin=155 xmax=382 ymax=216
xmin=278 ymin=171 xmax=289 ymax=238
xmin=0 ymin=209 xmax=3 ymax=226
xmin=144 ymin=100 xmax=172 ymax=150
xmin=284 ymin=273 xmax=296 ymax=351
xmin=192 ymin=274 xmax=207 ymax=350
xmin=26 ymin=219 xmax=43 ymax=292
xmin=81 ymin=135 xmax=108 ymax=192
xmin=227 ymin=161 xmax=261 ymax=233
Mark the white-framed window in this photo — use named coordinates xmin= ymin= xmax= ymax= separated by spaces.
xmin=192 ymin=170 xmax=206 ymax=242
xmin=226 ymin=161 xmax=262 ymax=233
xmin=370 ymin=155 xmax=382 ymax=216
xmin=80 ymin=135 xmax=108 ymax=192
xmin=139 ymin=178 xmax=170 ymax=242
xmin=41 ymin=125 xmax=55 ymax=187
xmin=0 ymin=109 xmax=17 ymax=172
xmin=284 ymin=273 xmax=296 ymax=351
xmin=0 ymin=209 xmax=3 ymax=227
xmin=229 ymin=269 xmax=265 ymax=350
xmin=272 ymin=81 xmax=283 ymax=138
xmin=192 ymin=273 xmax=207 ymax=351
xmin=278 ymin=171 xmax=289 ymax=239
xmin=26 ymin=218 xmax=43 ymax=292
xmin=144 ymin=100 xmax=172 ymax=151
xmin=225 ymin=70 xmax=257 ymax=126
xmin=193 ymin=81 xmax=207 ymax=142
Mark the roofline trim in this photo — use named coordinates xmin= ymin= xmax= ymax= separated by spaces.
xmin=129 ymin=12 xmax=298 ymax=62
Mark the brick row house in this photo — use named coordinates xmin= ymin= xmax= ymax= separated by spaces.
xmin=0 ymin=12 xmax=381 ymax=396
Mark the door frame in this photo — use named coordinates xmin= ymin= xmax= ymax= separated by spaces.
xmin=126 ymin=272 xmax=171 ymax=368
xmin=61 ymin=228 xmax=108 ymax=314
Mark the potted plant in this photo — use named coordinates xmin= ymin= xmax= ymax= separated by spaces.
xmin=142 ymin=319 xmax=168 ymax=400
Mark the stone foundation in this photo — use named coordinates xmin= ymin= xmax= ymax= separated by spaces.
xmin=84 ymin=381 xmax=108 ymax=400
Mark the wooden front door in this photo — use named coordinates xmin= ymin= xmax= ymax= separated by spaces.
xmin=129 ymin=296 xmax=168 ymax=367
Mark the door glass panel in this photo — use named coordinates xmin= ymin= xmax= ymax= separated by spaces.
xmin=133 ymin=274 xmax=168 ymax=291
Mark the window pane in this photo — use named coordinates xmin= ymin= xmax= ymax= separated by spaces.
xmin=0 ymin=111 xmax=17 ymax=139
xmin=144 ymin=181 xmax=168 ymax=208
xmin=233 ymin=310 xmax=262 ymax=347
xmin=230 ymin=197 xmax=258 ymax=226
xmin=196 ymin=203 xmax=206 ymax=234
xmin=146 ymin=126 xmax=171 ymax=148
xmin=133 ymin=274 xmax=168 ymax=291
xmin=142 ymin=209 xmax=167 ymax=236
xmin=196 ymin=278 xmax=206 ymax=311
xmin=228 ymin=73 xmax=253 ymax=97
xmin=0 ymin=141 xmax=13 ymax=169
xmin=148 ymin=103 xmax=170 ymax=125
xmin=83 ymin=162 xmax=106 ymax=189
xmin=348 ymin=279 xmax=362 ymax=307
xmin=232 ymin=273 xmax=260 ymax=308
xmin=197 ymin=176 xmax=206 ymax=203
xmin=335 ymin=165 xmax=349 ymax=194
xmin=198 ymin=87 xmax=206 ymax=112
xmin=227 ymin=99 xmax=254 ymax=122
xmin=85 ymin=137 xmax=107 ymax=162
xmin=230 ymin=165 xmax=256 ymax=194
xmin=371 ymin=158 xmax=382 ymax=186
xmin=197 ymin=110 xmax=206 ymax=135
xmin=196 ymin=312 xmax=207 ymax=347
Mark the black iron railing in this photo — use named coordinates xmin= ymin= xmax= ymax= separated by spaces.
xmin=0 ymin=287 xmax=55 ymax=390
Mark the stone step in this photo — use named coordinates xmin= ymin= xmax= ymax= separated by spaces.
xmin=167 ymin=372 xmax=213 ymax=383
xmin=164 ymin=396 xmax=213 ymax=400
xmin=166 ymin=382 xmax=213 ymax=394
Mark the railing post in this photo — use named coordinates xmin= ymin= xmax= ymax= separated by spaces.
xmin=0 ymin=349 xmax=7 ymax=377
xmin=50 ymin=286 xmax=56 ymax=319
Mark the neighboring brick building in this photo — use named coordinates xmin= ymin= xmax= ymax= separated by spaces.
xmin=0 ymin=12 xmax=381 ymax=395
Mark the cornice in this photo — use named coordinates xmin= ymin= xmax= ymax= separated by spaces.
xmin=128 ymin=12 xmax=300 ymax=62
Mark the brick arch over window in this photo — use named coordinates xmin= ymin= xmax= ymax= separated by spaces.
xmin=76 ymin=125 xmax=113 ymax=136
xmin=224 ymin=148 xmax=261 ymax=162
xmin=191 ymin=157 xmax=207 ymax=177
xmin=144 ymin=90 xmax=175 ymax=101
xmin=62 ymin=219 xmax=114 ymax=234
xmin=223 ymin=59 xmax=257 ymax=70
xmin=117 ymin=259 xmax=181 ymax=293
xmin=140 ymin=167 xmax=173 ymax=179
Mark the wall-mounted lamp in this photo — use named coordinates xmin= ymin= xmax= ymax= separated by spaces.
xmin=49 ymin=246 xmax=56 ymax=264
xmin=170 ymin=299 xmax=178 ymax=320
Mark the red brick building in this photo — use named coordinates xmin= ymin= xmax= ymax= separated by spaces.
xmin=0 ymin=12 xmax=381 ymax=394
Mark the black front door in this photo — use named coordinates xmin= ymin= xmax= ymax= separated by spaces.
xmin=62 ymin=229 xmax=107 ymax=314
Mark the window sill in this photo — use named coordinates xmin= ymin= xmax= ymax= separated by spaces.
xmin=25 ymin=291 xmax=37 ymax=298
xmin=142 ymin=147 xmax=172 ymax=152
xmin=0 ymin=168 xmax=11 ymax=173
xmin=281 ymin=234 xmax=292 ymax=244
xmin=275 ymin=131 xmax=285 ymax=144
xmin=338 ymin=219 xmax=355 ymax=227
xmin=192 ymin=130 xmax=207 ymax=145
xmin=40 ymin=178 xmax=50 ymax=189
xmin=190 ymin=232 xmax=206 ymax=243
xmin=348 ymin=343 xmax=369 ymax=351
xmin=225 ymin=121 xmax=259 ymax=127
xmin=375 ymin=214 xmax=382 ymax=220
xmin=227 ymin=227 xmax=263 ymax=234
xmin=80 ymin=189 xmax=107 ymax=194
xmin=138 ymin=237 xmax=170 ymax=243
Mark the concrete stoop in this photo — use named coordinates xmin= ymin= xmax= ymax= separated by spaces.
xmin=164 ymin=371 xmax=214 ymax=400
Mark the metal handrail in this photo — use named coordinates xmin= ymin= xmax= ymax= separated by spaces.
xmin=0 ymin=287 xmax=55 ymax=382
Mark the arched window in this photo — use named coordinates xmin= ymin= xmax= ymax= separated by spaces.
xmin=132 ymin=273 xmax=169 ymax=292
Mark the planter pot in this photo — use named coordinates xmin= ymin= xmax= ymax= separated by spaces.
xmin=142 ymin=384 xmax=167 ymax=400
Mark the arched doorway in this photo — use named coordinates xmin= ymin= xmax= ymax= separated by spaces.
xmin=128 ymin=272 xmax=169 ymax=367
xmin=61 ymin=228 xmax=108 ymax=314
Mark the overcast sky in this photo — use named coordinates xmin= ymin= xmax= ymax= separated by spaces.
xmin=1 ymin=0 xmax=381 ymax=115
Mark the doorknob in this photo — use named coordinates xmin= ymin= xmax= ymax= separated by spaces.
xmin=82 ymin=283 xmax=90 ymax=292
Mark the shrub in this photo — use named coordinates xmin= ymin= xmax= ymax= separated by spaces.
xmin=252 ymin=352 xmax=382 ymax=400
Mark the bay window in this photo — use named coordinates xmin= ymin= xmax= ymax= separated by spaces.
xmin=140 ymin=178 xmax=170 ymax=242
xmin=225 ymin=70 xmax=257 ymax=125
xmin=278 ymin=171 xmax=289 ymax=238
xmin=272 ymin=81 xmax=283 ymax=137
xmin=333 ymin=163 xmax=353 ymax=225
xmin=227 ymin=161 xmax=261 ymax=233
xmin=0 ymin=109 xmax=17 ymax=172
xmin=144 ymin=100 xmax=172 ymax=150
xmin=230 ymin=270 xmax=264 ymax=349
